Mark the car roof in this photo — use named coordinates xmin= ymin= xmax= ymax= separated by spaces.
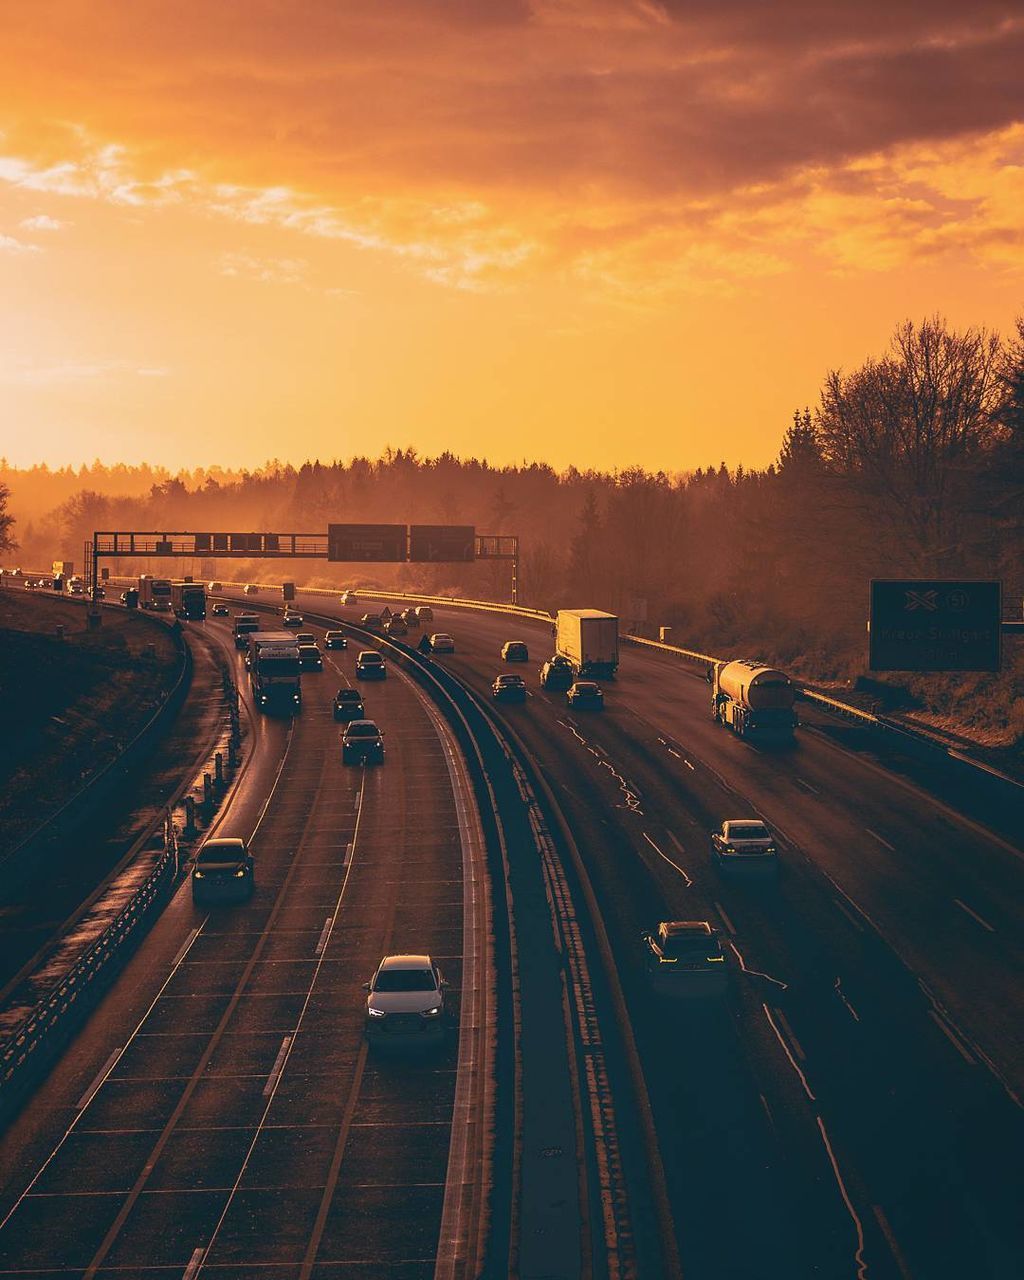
xmin=346 ymin=719 xmax=379 ymax=730
xmin=379 ymin=953 xmax=433 ymax=969
xmin=326 ymin=629 xmax=343 ymax=634
xmin=336 ymin=687 xmax=362 ymax=697
xmin=201 ymin=837 xmax=246 ymax=851
xmin=659 ymin=920 xmax=714 ymax=939
xmin=298 ymin=642 xmax=320 ymax=650
xmin=496 ymin=673 xmax=524 ymax=681
xmin=358 ymin=649 xmax=383 ymax=658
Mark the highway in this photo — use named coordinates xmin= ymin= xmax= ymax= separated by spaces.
xmin=0 ymin=611 xmax=491 ymax=1277
xmin=2 ymin=583 xmax=1021 ymax=1278
xmin=302 ymin=591 xmax=1024 ymax=1280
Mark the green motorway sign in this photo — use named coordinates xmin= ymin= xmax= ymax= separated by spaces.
xmin=869 ymin=579 xmax=1002 ymax=672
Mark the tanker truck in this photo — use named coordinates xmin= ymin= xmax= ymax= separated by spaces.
xmin=711 ymin=660 xmax=797 ymax=742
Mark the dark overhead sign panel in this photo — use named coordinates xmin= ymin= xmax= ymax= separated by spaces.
xmin=328 ymin=523 xmax=407 ymax=562
xmin=869 ymin=579 xmax=1002 ymax=672
xmin=408 ymin=525 xmax=476 ymax=563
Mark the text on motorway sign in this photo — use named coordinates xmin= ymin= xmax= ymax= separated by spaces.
xmin=869 ymin=579 xmax=1001 ymax=672
xmin=328 ymin=523 xmax=407 ymax=562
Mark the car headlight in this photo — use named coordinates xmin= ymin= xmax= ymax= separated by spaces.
xmin=421 ymin=1006 xmax=442 ymax=1018
xmin=367 ymin=1006 xmax=387 ymax=1018
xmin=294 ymin=693 xmax=301 ymax=702
xmin=234 ymin=867 xmax=247 ymax=877
xmin=193 ymin=869 xmax=204 ymax=878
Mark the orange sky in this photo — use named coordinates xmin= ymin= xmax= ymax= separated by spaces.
xmin=2 ymin=0 xmax=1023 ymax=474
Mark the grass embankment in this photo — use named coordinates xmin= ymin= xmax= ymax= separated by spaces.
xmin=0 ymin=592 xmax=181 ymax=854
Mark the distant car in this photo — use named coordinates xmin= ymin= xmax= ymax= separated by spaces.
xmin=340 ymin=590 xmax=358 ymax=605
xmin=567 ymin=680 xmax=604 ymax=709
xmin=282 ymin=612 xmax=303 ymax=628
xmin=400 ymin=607 xmax=420 ymax=626
xmin=429 ymin=633 xmax=455 ymax=653
xmin=641 ymin=921 xmax=728 ymax=999
xmin=211 ymin=603 xmax=230 ymax=617
xmin=94 ymin=586 xmax=106 ymax=599
xmin=415 ymin=606 xmax=434 ymax=623
xmin=492 ymin=674 xmax=527 ymax=702
xmin=22 ymin=580 xmax=35 ymax=590
xmin=363 ymin=954 xmax=449 ymax=1044
xmin=296 ymin=632 xmax=316 ymax=646
xmin=243 ymin=584 xmax=260 ymax=595
xmin=191 ymin=837 xmax=254 ymax=904
xmin=361 ymin=613 xmax=383 ymax=631
xmin=208 ymin=581 xmax=223 ymax=591
xmin=711 ymin=820 xmax=778 ymax=873
xmin=324 ymin=630 xmax=348 ymax=650
xmin=356 ymin=650 xmax=387 ymax=680
xmin=153 ymin=600 xmax=172 ymax=612
xmin=342 ymin=719 xmax=385 ymax=765
xmin=333 ymin=688 xmax=365 ymax=720
xmin=385 ymin=616 xmax=408 ymax=637
xmin=502 ymin=640 xmax=529 ymax=662
xmin=540 ymin=656 xmax=574 ymax=690
xmin=298 ymin=643 xmax=323 ymax=671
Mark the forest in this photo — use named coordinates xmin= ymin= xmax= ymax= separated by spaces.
xmin=3 ymin=316 xmax=1022 ymax=745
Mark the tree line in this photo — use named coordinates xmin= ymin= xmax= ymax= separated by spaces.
xmin=2 ymin=315 xmax=1022 ymax=737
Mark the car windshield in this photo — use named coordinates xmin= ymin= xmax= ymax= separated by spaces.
xmin=497 ymin=675 xmax=522 ymax=684
xmin=347 ymin=724 xmax=379 ymax=738
xmin=374 ymin=968 xmax=436 ymax=992
xmin=336 ymin=690 xmax=361 ymax=701
xmin=729 ymin=822 xmax=770 ymax=839
xmin=576 ymin=682 xmax=599 ymax=692
xmin=326 ymin=631 xmax=342 ymax=639
xmin=360 ymin=654 xmax=383 ymax=663
xmin=197 ymin=844 xmax=244 ymax=866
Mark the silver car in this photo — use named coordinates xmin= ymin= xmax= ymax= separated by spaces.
xmin=711 ymin=820 xmax=778 ymax=873
xmin=364 ymin=955 xmax=449 ymax=1045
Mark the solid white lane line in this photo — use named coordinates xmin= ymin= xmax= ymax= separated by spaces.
xmin=76 ymin=1050 xmax=122 ymax=1112
xmin=833 ymin=897 xmax=866 ymax=934
xmin=314 ymin=918 xmax=332 ymax=956
xmin=772 ymin=1007 xmax=806 ymax=1062
xmin=928 ymin=1010 xmax=976 ymax=1065
xmin=816 ymin=1117 xmax=868 ymax=1280
xmin=173 ymin=927 xmax=204 ymax=969
xmin=263 ymin=1036 xmax=292 ymax=1097
xmin=952 ymin=898 xmax=995 ymax=932
xmin=794 ymin=777 xmax=820 ymax=795
xmin=865 ymin=827 xmax=895 ymax=852
xmin=713 ymin=901 xmax=737 ymax=936
xmin=762 ymin=1004 xmax=815 ymax=1103
xmin=182 ymin=1246 xmax=206 ymax=1280
xmin=642 ymin=831 xmax=693 ymax=887
xmin=872 ymin=1205 xmax=914 ymax=1280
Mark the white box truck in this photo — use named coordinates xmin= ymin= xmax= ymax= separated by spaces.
xmin=556 ymin=609 xmax=619 ymax=679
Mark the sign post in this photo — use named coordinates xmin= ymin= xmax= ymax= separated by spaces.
xmin=869 ymin=579 xmax=1002 ymax=672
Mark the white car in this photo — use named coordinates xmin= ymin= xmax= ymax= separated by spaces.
xmin=641 ymin=922 xmax=728 ymax=999
xmin=340 ymin=590 xmax=358 ymax=605
xmin=363 ymin=954 xmax=449 ymax=1045
xmin=711 ymin=820 xmax=778 ymax=873
xmin=429 ymin=633 xmax=455 ymax=653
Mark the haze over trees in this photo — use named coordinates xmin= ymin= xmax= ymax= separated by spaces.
xmin=3 ymin=316 xmax=1022 ymax=740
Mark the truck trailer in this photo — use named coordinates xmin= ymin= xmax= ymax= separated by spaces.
xmin=248 ymin=632 xmax=302 ymax=713
xmin=138 ymin=574 xmax=173 ymax=611
xmin=556 ymin=609 xmax=619 ymax=679
xmin=711 ymin=660 xmax=797 ymax=742
xmin=171 ymin=581 xmax=207 ymax=620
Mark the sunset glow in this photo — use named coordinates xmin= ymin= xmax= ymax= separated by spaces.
xmin=2 ymin=1 xmax=1023 ymax=472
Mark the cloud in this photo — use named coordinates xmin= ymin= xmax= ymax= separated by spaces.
xmin=0 ymin=232 xmax=40 ymax=254
xmin=0 ymin=359 xmax=168 ymax=384
xmin=20 ymin=213 xmax=67 ymax=231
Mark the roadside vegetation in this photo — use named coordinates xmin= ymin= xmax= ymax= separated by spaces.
xmin=0 ymin=594 xmax=181 ymax=854
xmin=2 ymin=313 xmax=1022 ymax=749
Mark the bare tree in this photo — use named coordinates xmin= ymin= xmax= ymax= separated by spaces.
xmin=815 ymin=316 xmax=1003 ymax=570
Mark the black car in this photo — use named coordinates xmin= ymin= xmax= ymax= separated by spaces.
xmin=325 ymin=630 xmax=348 ymax=650
xmin=298 ymin=643 xmax=323 ymax=671
xmin=341 ymin=719 xmax=386 ymax=765
xmin=211 ymin=603 xmax=230 ymax=617
xmin=567 ymin=680 xmax=604 ymax=709
xmin=356 ymin=650 xmax=387 ymax=680
xmin=540 ymin=656 xmax=574 ymax=690
xmin=282 ymin=612 xmax=303 ymax=628
xmin=492 ymin=674 xmax=528 ymax=702
xmin=333 ymin=688 xmax=366 ymax=721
